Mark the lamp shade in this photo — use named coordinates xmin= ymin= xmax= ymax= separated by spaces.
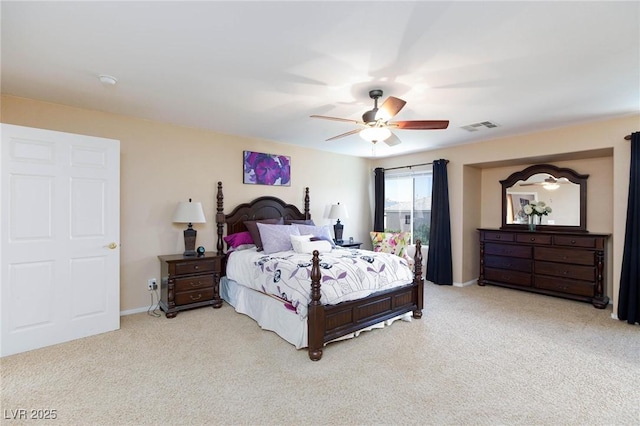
xmin=172 ymin=201 xmax=206 ymax=224
xmin=328 ymin=203 xmax=349 ymax=220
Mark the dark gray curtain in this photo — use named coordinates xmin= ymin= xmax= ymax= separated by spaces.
xmin=426 ymin=159 xmax=453 ymax=285
xmin=374 ymin=167 xmax=385 ymax=232
xmin=618 ymin=131 xmax=640 ymax=325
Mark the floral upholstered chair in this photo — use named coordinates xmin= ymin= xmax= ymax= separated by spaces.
xmin=369 ymin=231 xmax=427 ymax=273
xmin=370 ymin=231 xmax=412 ymax=260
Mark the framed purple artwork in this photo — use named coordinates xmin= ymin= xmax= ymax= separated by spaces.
xmin=243 ymin=151 xmax=291 ymax=186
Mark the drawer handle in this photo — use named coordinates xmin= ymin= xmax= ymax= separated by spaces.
xmin=495 ymin=235 xmax=501 ymax=239
xmin=194 ymin=265 xmax=199 ymax=270
xmin=571 ymin=240 xmax=576 ymax=244
xmin=190 ymin=293 xmax=203 ymax=301
xmin=530 ymin=237 xmax=536 ymax=241
xmin=190 ymin=281 xmax=201 ymax=287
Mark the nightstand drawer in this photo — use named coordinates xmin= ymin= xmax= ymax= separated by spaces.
xmin=175 ymin=275 xmax=214 ymax=292
xmin=175 ymin=288 xmax=214 ymax=305
xmin=174 ymin=259 xmax=218 ymax=275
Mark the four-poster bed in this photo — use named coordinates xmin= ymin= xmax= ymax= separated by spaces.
xmin=215 ymin=181 xmax=424 ymax=361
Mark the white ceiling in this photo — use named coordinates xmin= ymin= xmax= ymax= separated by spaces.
xmin=2 ymin=1 xmax=639 ymax=159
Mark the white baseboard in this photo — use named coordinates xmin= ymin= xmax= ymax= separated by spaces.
xmin=454 ymin=279 xmax=477 ymax=288
xmin=120 ymin=306 xmax=149 ymax=316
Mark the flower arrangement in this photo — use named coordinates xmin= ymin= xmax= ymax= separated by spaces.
xmin=523 ymin=201 xmax=552 ymax=217
xmin=523 ymin=201 xmax=552 ymax=230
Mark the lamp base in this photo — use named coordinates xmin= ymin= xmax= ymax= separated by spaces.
xmin=333 ymin=220 xmax=344 ymax=244
xmin=183 ymin=226 xmax=197 ymax=257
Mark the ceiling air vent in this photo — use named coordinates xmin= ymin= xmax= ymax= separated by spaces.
xmin=461 ymin=121 xmax=499 ymax=132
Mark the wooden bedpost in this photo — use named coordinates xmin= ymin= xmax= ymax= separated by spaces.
xmin=216 ymin=181 xmax=224 ymax=255
xmin=303 ymin=187 xmax=310 ymax=220
xmin=413 ymin=240 xmax=424 ymax=319
xmin=307 ymin=250 xmax=324 ymax=361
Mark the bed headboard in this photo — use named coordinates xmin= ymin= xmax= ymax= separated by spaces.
xmin=215 ymin=181 xmax=310 ymax=254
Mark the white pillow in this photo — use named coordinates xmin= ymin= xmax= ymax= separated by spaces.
xmin=294 ymin=224 xmax=335 ymax=246
xmin=293 ymin=239 xmax=333 ymax=254
xmin=290 ymin=234 xmax=312 ymax=253
xmin=257 ymin=223 xmax=300 ymax=254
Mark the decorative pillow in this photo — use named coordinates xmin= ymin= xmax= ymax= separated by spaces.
xmin=257 ymin=223 xmax=300 ymax=254
xmin=244 ymin=218 xmax=283 ymax=251
xmin=290 ymin=234 xmax=312 ymax=253
xmin=284 ymin=219 xmax=315 ymax=226
xmin=370 ymin=231 xmax=412 ymax=258
xmin=223 ymin=231 xmax=254 ymax=248
xmin=293 ymin=239 xmax=333 ymax=254
xmin=294 ymin=224 xmax=335 ymax=247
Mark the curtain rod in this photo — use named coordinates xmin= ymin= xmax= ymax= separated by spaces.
xmin=383 ymin=159 xmax=449 ymax=171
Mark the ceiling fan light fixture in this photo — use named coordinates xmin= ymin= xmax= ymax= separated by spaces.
xmin=543 ymin=182 xmax=560 ymax=191
xmin=360 ymin=127 xmax=391 ymax=142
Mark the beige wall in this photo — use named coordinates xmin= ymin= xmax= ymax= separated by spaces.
xmin=372 ymin=114 xmax=638 ymax=314
xmin=1 ymin=95 xmax=372 ymax=312
xmin=3 ymin=94 xmax=637 ymax=316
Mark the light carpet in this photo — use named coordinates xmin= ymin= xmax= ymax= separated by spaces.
xmin=1 ymin=283 xmax=638 ymax=425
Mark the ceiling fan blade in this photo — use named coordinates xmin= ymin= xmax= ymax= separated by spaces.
xmin=310 ymin=115 xmax=363 ymax=125
xmin=390 ymin=120 xmax=450 ymax=130
xmin=376 ymin=96 xmax=406 ymax=120
xmin=383 ymin=132 xmax=402 ymax=147
xmin=326 ymin=128 xmax=361 ymax=141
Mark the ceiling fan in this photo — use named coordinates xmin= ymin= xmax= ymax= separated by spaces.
xmin=310 ymin=89 xmax=449 ymax=146
xmin=520 ymin=176 xmax=570 ymax=190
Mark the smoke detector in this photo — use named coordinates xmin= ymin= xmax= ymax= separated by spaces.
xmin=98 ymin=74 xmax=117 ymax=86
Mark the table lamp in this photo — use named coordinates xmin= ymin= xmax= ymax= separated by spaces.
xmin=328 ymin=203 xmax=348 ymax=243
xmin=172 ymin=198 xmax=206 ymax=256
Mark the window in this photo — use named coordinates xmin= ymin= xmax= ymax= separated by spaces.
xmin=384 ymin=167 xmax=432 ymax=245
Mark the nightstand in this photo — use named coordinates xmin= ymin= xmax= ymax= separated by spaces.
xmin=158 ymin=252 xmax=223 ymax=318
xmin=335 ymin=240 xmax=362 ymax=249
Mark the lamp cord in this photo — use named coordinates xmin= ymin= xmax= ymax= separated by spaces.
xmin=147 ymin=288 xmax=161 ymax=317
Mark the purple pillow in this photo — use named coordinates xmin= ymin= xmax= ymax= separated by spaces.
xmin=223 ymin=231 xmax=254 ymax=248
xmin=244 ymin=218 xmax=284 ymax=251
xmin=284 ymin=219 xmax=315 ymax=226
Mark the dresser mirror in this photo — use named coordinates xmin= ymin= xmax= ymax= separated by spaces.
xmin=500 ymin=164 xmax=588 ymax=232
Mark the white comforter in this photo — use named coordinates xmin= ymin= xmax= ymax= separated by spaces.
xmin=225 ymin=246 xmax=414 ymax=319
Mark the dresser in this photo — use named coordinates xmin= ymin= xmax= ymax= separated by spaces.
xmin=158 ymin=253 xmax=223 ymax=318
xmin=478 ymin=229 xmax=609 ymax=308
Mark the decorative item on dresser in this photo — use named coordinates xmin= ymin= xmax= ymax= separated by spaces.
xmin=477 ymin=229 xmax=609 ymax=308
xmin=158 ymin=252 xmax=223 ymax=318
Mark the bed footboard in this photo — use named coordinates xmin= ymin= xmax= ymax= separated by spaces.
xmin=307 ymin=241 xmax=424 ymax=361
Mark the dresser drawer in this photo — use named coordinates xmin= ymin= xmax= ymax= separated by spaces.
xmin=174 ymin=258 xmax=219 ymax=275
xmin=553 ymin=235 xmax=598 ymax=248
xmin=485 ymin=256 xmax=532 ymax=272
xmin=175 ymin=274 xmax=214 ymax=292
xmin=535 ymin=261 xmax=594 ymax=282
xmin=175 ymin=287 xmax=214 ymax=306
xmin=482 ymin=231 xmax=514 ymax=242
xmin=485 ymin=268 xmax=532 ymax=287
xmin=484 ymin=243 xmax=532 ymax=259
xmin=534 ymin=247 xmax=594 ymax=266
xmin=535 ymin=276 xmax=594 ymax=297
xmin=516 ymin=234 xmax=552 ymax=245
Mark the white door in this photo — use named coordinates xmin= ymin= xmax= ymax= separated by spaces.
xmin=1 ymin=124 xmax=120 ymax=357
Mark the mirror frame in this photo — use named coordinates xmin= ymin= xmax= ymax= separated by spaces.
xmin=500 ymin=164 xmax=589 ymax=232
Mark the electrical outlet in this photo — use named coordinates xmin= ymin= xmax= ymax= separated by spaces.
xmin=147 ymin=278 xmax=157 ymax=291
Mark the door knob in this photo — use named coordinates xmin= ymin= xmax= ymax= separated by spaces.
xmin=107 ymin=242 xmax=118 ymax=249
